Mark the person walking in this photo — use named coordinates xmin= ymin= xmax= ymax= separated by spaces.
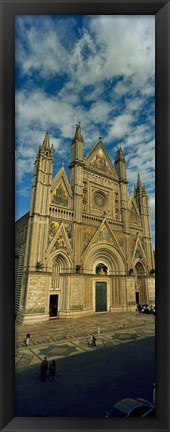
xmin=26 ymin=332 xmax=30 ymax=347
xmin=91 ymin=335 xmax=96 ymax=347
xmin=40 ymin=356 xmax=48 ymax=381
xmin=49 ymin=360 xmax=56 ymax=381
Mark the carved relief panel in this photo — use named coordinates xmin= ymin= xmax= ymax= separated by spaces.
xmin=82 ymin=170 xmax=121 ymax=221
xmin=114 ymin=185 xmax=121 ymax=221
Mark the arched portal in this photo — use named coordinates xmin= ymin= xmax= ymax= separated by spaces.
xmin=47 ymin=251 xmax=72 ymax=317
xmin=83 ymin=243 xmax=126 ymax=275
xmin=83 ymin=243 xmax=126 ymax=312
xmin=135 ymin=261 xmax=147 ymax=304
xmin=95 ymin=263 xmax=108 ymax=312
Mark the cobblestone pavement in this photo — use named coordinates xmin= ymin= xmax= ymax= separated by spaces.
xmin=15 ymin=312 xmax=155 ymax=369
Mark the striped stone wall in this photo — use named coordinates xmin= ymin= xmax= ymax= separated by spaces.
xmin=15 ymin=213 xmax=29 ymax=315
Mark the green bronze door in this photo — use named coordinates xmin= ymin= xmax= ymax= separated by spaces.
xmin=96 ymin=282 xmax=107 ymax=312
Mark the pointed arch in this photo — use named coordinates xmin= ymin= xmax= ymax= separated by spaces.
xmin=47 ymin=250 xmax=73 ymax=312
xmin=47 ymin=248 xmax=73 ymax=271
xmin=134 ymin=260 xmax=147 ymax=304
xmin=134 ymin=260 xmax=146 ymax=275
xmin=83 ymin=242 xmax=126 ymax=275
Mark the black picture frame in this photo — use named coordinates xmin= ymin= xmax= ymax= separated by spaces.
xmin=0 ymin=1 xmax=169 ymax=431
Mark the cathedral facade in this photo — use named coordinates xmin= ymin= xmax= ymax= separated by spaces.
xmin=15 ymin=124 xmax=155 ymax=325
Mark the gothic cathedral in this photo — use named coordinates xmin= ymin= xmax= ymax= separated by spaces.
xmin=15 ymin=124 xmax=155 ymax=324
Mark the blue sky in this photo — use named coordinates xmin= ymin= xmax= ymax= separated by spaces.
xmin=15 ymin=15 xmax=155 ymax=247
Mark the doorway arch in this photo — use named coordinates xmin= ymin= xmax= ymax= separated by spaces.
xmin=83 ymin=243 xmax=126 ymax=275
xmin=83 ymin=243 xmax=126 ymax=312
xmin=47 ymin=251 xmax=72 ymax=316
xmin=135 ymin=261 xmax=147 ymax=304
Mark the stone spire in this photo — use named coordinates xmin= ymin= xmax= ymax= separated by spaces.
xmin=114 ymin=146 xmax=126 ymax=180
xmin=115 ymin=146 xmax=125 ymax=163
xmin=71 ymin=123 xmax=84 ymax=163
xmin=137 ymin=173 xmax=143 ymax=190
xmin=37 ymin=131 xmax=54 ymax=157
xmin=136 ymin=174 xmax=147 ymax=195
xmin=42 ymin=131 xmax=50 ymax=150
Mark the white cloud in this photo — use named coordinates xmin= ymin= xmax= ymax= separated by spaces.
xmin=126 ymin=98 xmax=143 ymax=113
xmin=87 ymin=101 xmax=112 ymax=123
xmin=87 ymin=16 xmax=155 ymax=82
xmin=15 ymin=89 xmax=77 ymax=139
xmin=16 ymin=18 xmax=69 ymax=78
xmin=107 ymin=113 xmax=133 ymax=140
xmin=15 ymin=15 xmax=155 ymax=244
xmin=149 ymin=196 xmax=155 ymax=220
xmin=16 ymin=15 xmax=155 ymax=89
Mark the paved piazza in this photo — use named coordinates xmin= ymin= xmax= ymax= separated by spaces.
xmin=15 ymin=313 xmax=155 ymax=417
xmin=16 ymin=325 xmax=155 ymax=368
xmin=15 ymin=312 xmax=155 ymax=368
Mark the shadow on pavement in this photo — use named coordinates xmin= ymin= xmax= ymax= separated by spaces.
xmin=15 ymin=336 xmax=155 ymax=417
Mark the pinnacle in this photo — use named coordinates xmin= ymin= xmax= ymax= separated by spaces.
xmin=74 ymin=122 xmax=83 ymax=140
xmin=137 ymin=173 xmax=142 ymax=189
xmin=115 ymin=146 xmax=125 ymax=163
xmin=42 ymin=131 xmax=50 ymax=150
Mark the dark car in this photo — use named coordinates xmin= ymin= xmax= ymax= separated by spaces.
xmin=105 ymin=398 xmax=155 ymax=418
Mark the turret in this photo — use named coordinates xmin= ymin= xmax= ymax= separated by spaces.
xmin=134 ymin=174 xmax=152 ymax=237
xmin=114 ymin=146 xmax=127 ymax=181
xmin=114 ymin=147 xmax=128 ymax=231
xmin=69 ymin=123 xmax=85 ymax=266
xmin=71 ymin=122 xmax=84 ymax=163
xmin=134 ymin=174 xmax=154 ymax=270
xmin=30 ymin=132 xmax=54 ymax=216
xmin=18 ymin=132 xmax=54 ymax=319
xmin=69 ymin=123 xmax=85 ymax=212
xmin=137 ymin=173 xmax=142 ymax=190
xmin=25 ymin=132 xmax=54 ymax=270
xmin=134 ymin=174 xmax=148 ymax=213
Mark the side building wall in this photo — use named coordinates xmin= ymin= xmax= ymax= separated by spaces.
xmin=15 ymin=213 xmax=29 ymax=316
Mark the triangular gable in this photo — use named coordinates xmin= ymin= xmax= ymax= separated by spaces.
xmin=82 ymin=226 xmax=97 ymax=252
xmin=85 ymin=140 xmax=118 ymax=179
xmin=132 ymin=235 xmax=147 ymax=263
xmin=128 ymin=196 xmax=141 ymax=226
xmin=47 ymin=222 xmax=73 ymax=257
xmin=51 ymin=166 xmax=72 ymax=206
xmin=82 ymin=218 xmax=125 ymax=261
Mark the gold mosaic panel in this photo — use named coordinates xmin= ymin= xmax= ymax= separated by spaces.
xmin=89 ymin=149 xmax=112 ymax=174
xmin=52 ymin=180 xmax=68 ymax=206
